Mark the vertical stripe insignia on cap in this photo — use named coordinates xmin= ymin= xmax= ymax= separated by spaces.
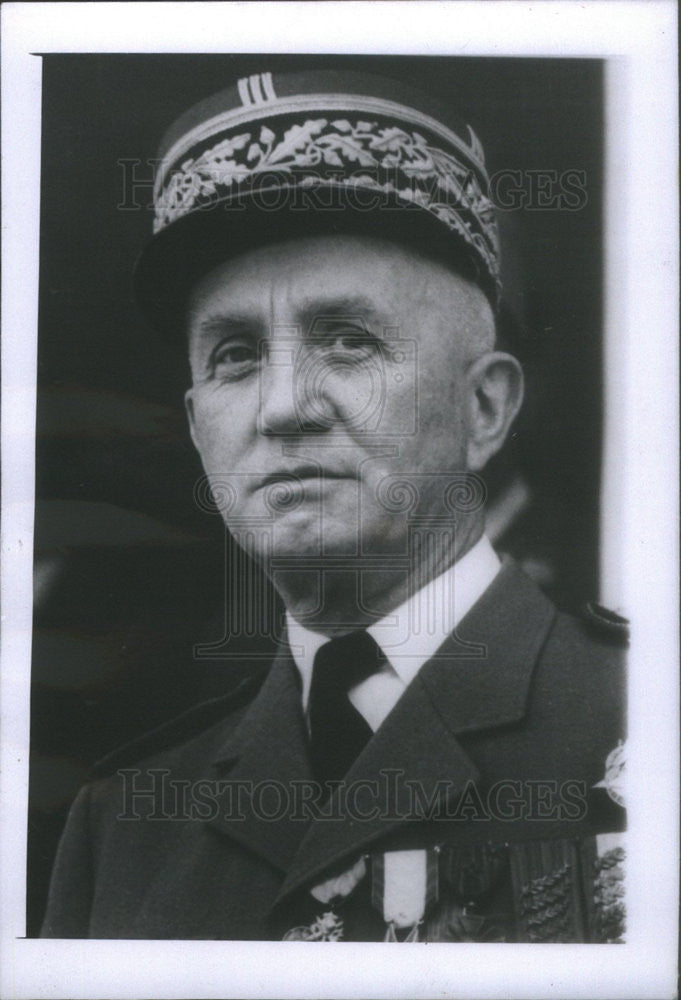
xmin=237 ymin=76 xmax=252 ymax=107
xmin=261 ymin=71 xmax=276 ymax=101
xmin=249 ymin=73 xmax=264 ymax=104
xmin=238 ymin=72 xmax=278 ymax=107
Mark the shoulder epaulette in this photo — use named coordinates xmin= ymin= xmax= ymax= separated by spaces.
xmin=91 ymin=668 xmax=267 ymax=778
xmin=581 ymin=602 xmax=630 ymax=642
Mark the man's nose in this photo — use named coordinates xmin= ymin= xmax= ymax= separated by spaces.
xmin=256 ymin=347 xmax=333 ymax=436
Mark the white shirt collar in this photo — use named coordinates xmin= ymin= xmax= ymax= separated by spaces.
xmin=286 ymin=533 xmax=501 ymax=717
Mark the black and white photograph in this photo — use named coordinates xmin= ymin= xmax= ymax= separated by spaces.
xmin=1 ymin=3 xmax=677 ymax=998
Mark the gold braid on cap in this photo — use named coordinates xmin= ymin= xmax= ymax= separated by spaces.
xmin=153 ymin=105 xmax=500 ymax=294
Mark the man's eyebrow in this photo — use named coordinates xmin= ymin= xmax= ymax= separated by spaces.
xmin=192 ymin=314 xmax=257 ymax=340
xmin=191 ymin=297 xmax=383 ymax=342
xmin=299 ymin=296 xmax=379 ymax=322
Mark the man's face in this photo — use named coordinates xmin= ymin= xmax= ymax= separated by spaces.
xmin=185 ymin=234 xmax=495 ymax=563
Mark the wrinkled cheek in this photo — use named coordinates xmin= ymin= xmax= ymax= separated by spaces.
xmin=191 ymin=398 xmax=244 ymax=467
xmin=188 ymin=409 xmax=256 ymax=525
xmin=335 ymin=368 xmax=388 ymax=433
xmin=399 ymin=407 xmax=467 ymax=475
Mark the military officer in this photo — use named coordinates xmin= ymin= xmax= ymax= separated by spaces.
xmin=42 ymin=68 xmax=626 ymax=942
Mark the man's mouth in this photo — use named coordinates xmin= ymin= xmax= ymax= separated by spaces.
xmin=258 ymin=465 xmax=354 ymax=490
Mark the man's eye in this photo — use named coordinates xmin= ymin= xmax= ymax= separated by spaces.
xmin=212 ymin=342 xmax=257 ymax=377
xmin=327 ymin=331 xmax=383 ymax=359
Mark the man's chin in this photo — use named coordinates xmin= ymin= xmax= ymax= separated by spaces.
xmin=270 ymin=527 xmax=360 ymax=561
xmin=228 ymin=522 xmax=360 ymax=564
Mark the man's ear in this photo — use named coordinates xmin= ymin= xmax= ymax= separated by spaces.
xmin=465 ymin=352 xmax=524 ymax=471
xmin=184 ymin=389 xmax=200 ymax=451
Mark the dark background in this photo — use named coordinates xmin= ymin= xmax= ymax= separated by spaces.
xmin=29 ymin=54 xmax=603 ymax=934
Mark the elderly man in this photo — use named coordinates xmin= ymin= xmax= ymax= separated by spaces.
xmin=42 ymin=69 xmax=626 ymax=942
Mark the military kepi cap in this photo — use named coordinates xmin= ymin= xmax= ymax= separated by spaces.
xmin=134 ymin=68 xmax=501 ymax=337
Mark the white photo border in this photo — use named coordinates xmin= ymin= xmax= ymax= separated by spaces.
xmin=1 ymin=2 xmax=678 ymax=998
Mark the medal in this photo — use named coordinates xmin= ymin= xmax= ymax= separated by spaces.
xmin=594 ymin=740 xmax=626 ymax=807
xmin=282 ymin=856 xmax=368 ymax=941
xmin=283 ymin=849 xmax=443 ymax=941
xmin=282 ymin=911 xmax=345 ymax=941
xmin=371 ymin=848 xmax=440 ymax=941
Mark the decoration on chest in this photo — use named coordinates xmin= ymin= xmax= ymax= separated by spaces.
xmin=283 ymin=849 xmax=439 ymax=942
xmin=593 ymin=740 xmax=626 ymax=807
xmin=282 ymin=910 xmax=345 ymax=941
xmin=283 ymin=844 xmax=507 ymax=942
xmin=371 ymin=848 xmax=440 ymax=941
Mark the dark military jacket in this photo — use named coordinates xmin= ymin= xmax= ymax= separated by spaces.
xmin=41 ymin=562 xmax=626 ymax=942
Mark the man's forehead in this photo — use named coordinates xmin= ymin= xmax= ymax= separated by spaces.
xmin=188 ymin=234 xmax=465 ymax=321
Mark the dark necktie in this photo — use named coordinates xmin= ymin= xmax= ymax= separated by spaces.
xmin=308 ymin=630 xmax=386 ymax=790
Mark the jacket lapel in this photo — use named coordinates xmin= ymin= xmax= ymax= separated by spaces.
xmin=418 ymin=560 xmax=557 ymax=734
xmin=204 ymin=644 xmax=313 ymax=873
xmin=274 ymin=561 xmax=557 ymax=904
